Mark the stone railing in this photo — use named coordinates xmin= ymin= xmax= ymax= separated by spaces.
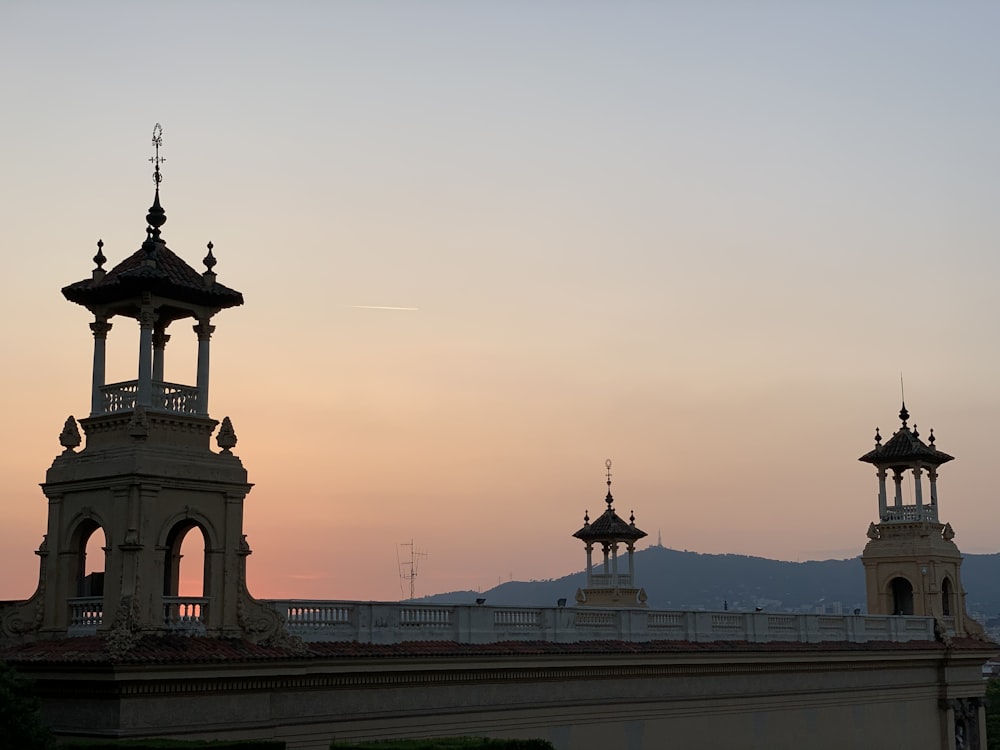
xmin=266 ymin=599 xmax=940 ymax=645
xmin=590 ymin=573 xmax=634 ymax=587
xmin=68 ymin=597 xmax=103 ymax=635
xmin=882 ymin=503 xmax=939 ymax=523
xmin=99 ymin=380 xmax=201 ymax=415
xmin=163 ymin=597 xmax=207 ymax=633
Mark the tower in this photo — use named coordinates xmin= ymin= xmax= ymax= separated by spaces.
xmin=0 ymin=127 xmax=282 ymax=645
xmin=858 ymin=403 xmax=981 ymax=636
xmin=572 ymin=460 xmax=648 ymax=608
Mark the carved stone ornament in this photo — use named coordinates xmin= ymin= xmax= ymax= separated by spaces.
xmin=59 ymin=416 xmax=82 ymax=453
xmin=128 ymin=406 xmax=149 ymax=438
xmin=942 ymin=522 xmax=955 ymax=541
xmin=106 ymin=594 xmax=142 ymax=658
xmin=866 ymin=522 xmax=880 ymax=541
xmin=217 ymin=416 xmax=238 ymax=453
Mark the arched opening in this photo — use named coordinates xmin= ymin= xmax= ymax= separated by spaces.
xmin=163 ymin=521 xmax=208 ymax=628
xmin=163 ymin=521 xmax=207 ymax=598
xmin=890 ymin=576 xmax=914 ymax=616
xmin=942 ymin=576 xmax=953 ymax=617
xmin=74 ymin=520 xmax=107 ymax=597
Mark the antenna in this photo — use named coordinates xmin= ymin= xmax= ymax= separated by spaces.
xmin=397 ymin=539 xmax=427 ymax=601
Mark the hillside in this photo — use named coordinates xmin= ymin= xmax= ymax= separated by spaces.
xmin=416 ymin=546 xmax=1000 ymax=618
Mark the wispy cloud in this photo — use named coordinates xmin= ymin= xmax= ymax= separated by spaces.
xmin=348 ymin=305 xmax=420 ymax=311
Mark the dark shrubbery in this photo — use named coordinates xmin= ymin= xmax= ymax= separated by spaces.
xmin=57 ymin=742 xmax=284 ymax=749
xmin=330 ymin=740 xmax=554 ymax=749
xmin=0 ymin=661 xmax=55 ymax=750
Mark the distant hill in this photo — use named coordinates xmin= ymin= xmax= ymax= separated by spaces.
xmin=416 ymin=546 xmax=1000 ymax=618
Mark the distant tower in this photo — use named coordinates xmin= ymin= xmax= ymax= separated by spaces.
xmin=858 ymin=403 xmax=982 ymax=636
xmin=0 ymin=127 xmax=283 ymax=645
xmin=572 ymin=460 xmax=648 ymax=608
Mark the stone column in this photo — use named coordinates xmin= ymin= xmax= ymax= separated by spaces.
xmin=627 ymin=542 xmax=635 ymax=583
xmin=928 ymin=469 xmax=939 ymax=515
xmin=892 ymin=469 xmax=904 ymax=507
xmin=876 ymin=468 xmax=888 ymax=520
xmin=611 ymin=542 xmax=619 ymax=580
xmin=913 ymin=467 xmax=923 ymax=516
xmin=89 ymin=318 xmax=112 ymax=416
xmin=152 ymin=328 xmax=170 ymax=384
xmin=137 ymin=308 xmax=156 ymax=408
xmin=194 ymin=319 xmax=215 ymax=416
xmin=585 ymin=543 xmax=593 ymax=586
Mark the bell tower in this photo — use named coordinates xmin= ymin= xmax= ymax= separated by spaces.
xmin=572 ymin=460 xmax=648 ymax=608
xmin=859 ymin=403 xmax=982 ymax=637
xmin=0 ymin=126 xmax=283 ymax=645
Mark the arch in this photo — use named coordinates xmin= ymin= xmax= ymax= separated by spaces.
xmin=156 ymin=509 xmax=220 ymax=551
xmin=68 ymin=518 xmax=108 ymax=597
xmin=889 ymin=576 xmax=914 ymax=616
xmin=941 ymin=576 xmax=954 ymax=617
xmin=162 ymin=519 xmax=209 ymax=598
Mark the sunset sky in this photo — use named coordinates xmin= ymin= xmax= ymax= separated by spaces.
xmin=2 ymin=2 xmax=1000 ymax=602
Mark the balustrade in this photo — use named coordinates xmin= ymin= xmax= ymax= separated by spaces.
xmin=881 ymin=504 xmax=939 ymax=523
xmin=163 ymin=597 xmax=207 ymax=632
xmin=68 ymin=597 xmax=103 ymax=634
xmin=99 ymin=380 xmax=201 ymax=415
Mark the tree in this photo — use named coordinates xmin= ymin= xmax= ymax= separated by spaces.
xmin=0 ymin=661 xmax=54 ymax=750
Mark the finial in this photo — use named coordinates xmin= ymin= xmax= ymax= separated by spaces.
xmin=899 ymin=402 xmax=909 ymax=429
xmin=630 ymin=510 xmax=635 ymax=525
xmin=204 ymin=241 xmax=217 ymax=271
xmin=912 ymin=424 xmax=919 ymax=438
xmin=217 ymin=416 xmax=238 ymax=454
xmin=604 ymin=458 xmax=614 ymax=507
xmin=93 ymin=239 xmax=106 ymax=269
xmin=583 ymin=510 xmax=590 ymax=525
xmin=874 ymin=427 xmax=881 ymax=446
xmin=150 ymin=123 xmax=165 ymax=188
xmin=59 ymin=416 xmax=81 ymax=454
xmin=929 ymin=428 xmax=936 ymax=446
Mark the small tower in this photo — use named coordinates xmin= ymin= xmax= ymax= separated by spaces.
xmin=0 ymin=126 xmax=283 ymax=645
xmin=572 ymin=460 xmax=648 ymax=608
xmin=859 ymin=403 xmax=981 ymax=636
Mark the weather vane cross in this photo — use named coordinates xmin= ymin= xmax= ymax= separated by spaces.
xmin=149 ymin=123 xmax=165 ymax=186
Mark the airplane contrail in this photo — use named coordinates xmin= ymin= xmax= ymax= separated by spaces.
xmin=348 ymin=305 xmax=420 ymax=311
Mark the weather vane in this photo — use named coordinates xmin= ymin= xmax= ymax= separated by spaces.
xmin=150 ymin=123 xmax=165 ymax=186
xmin=605 ymin=458 xmax=613 ymax=488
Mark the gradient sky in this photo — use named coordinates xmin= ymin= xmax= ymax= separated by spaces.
xmin=2 ymin=2 xmax=1000 ymax=602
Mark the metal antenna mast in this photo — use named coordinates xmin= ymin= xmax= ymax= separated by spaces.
xmin=397 ymin=539 xmax=427 ymax=600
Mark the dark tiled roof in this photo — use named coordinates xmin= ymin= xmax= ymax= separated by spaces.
xmin=858 ymin=426 xmax=954 ymax=467
xmin=62 ymin=241 xmax=243 ymax=313
xmin=574 ymin=496 xmax=647 ymax=542
xmin=1 ymin=634 xmax=981 ymax=666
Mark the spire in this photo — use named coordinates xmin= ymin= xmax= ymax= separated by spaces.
xmin=146 ymin=123 xmax=167 ymax=241
xmin=605 ymin=458 xmax=614 ymax=508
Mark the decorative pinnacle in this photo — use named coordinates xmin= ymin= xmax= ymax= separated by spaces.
xmin=929 ymin=428 xmax=936 ymax=446
xmin=204 ymin=241 xmax=217 ymax=271
xmin=583 ymin=510 xmax=589 ymax=525
xmin=874 ymin=427 xmax=881 ymax=446
xmin=604 ymin=458 xmax=614 ymax=507
xmin=93 ymin=239 xmax=106 ymax=269
xmin=912 ymin=424 xmax=919 ymax=438
xmin=150 ymin=123 xmax=165 ymax=187
xmin=899 ymin=402 xmax=909 ymax=429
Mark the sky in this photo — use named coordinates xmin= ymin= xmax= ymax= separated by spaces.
xmin=2 ymin=1 xmax=1000 ymax=602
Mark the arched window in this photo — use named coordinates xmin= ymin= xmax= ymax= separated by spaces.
xmin=163 ymin=521 xmax=207 ymax=598
xmin=75 ymin=521 xmax=107 ymax=597
xmin=890 ymin=576 xmax=914 ymax=616
xmin=942 ymin=577 xmax=953 ymax=617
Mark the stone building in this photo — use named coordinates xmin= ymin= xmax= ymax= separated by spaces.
xmin=0 ymin=132 xmax=995 ymax=750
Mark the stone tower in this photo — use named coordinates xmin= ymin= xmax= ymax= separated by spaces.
xmin=0 ymin=128 xmax=283 ymax=645
xmin=859 ymin=403 xmax=982 ymax=637
xmin=573 ymin=460 xmax=648 ymax=608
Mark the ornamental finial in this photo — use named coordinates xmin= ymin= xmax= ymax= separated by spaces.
xmin=93 ymin=239 xmax=106 ymax=270
xmin=150 ymin=123 xmax=165 ymax=188
xmin=929 ymin=428 xmax=936 ymax=447
xmin=204 ymin=241 xmax=217 ymax=271
xmin=899 ymin=402 xmax=909 ymax=429
xmin=874 ymin=427 xmax=881 ymax=446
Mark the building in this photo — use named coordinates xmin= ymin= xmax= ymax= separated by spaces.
xmin=0 ymin=132 xmax=995 ymax=750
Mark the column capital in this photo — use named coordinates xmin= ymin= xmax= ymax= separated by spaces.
xmin=193 ymin=320 xmax=216 ymax=340
xmin=89 ymin=320 xmax=113 ymax=338
xmin=151 ymin=331 xmax=171 ymax=348
xmin=139 ymin=308 xmax=157 ymax=328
